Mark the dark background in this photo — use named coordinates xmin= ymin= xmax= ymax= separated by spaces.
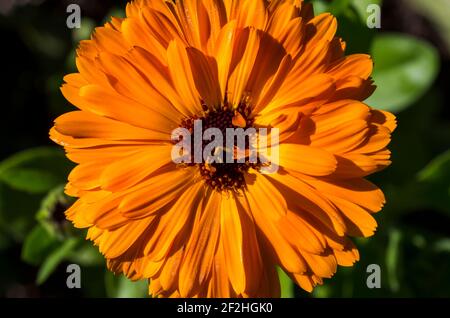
xmin=0 ymin=0 xmax=449 ymax=298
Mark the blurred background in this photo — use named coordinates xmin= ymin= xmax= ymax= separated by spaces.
xmin=0 ymin=0 xmax=449 ymax=298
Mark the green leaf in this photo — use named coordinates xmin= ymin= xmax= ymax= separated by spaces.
xmin=309 ymin=0 xmax=329 ymax=15
xmin=416 ymin=150 xmax=450 ymax=214
xmin=366 ymin=33 xmax=440 ymax=113
xmin=0 ymin=168 xmax=62 ymax=194
xmin=386 ymin=229 xmax=402 ymax=292
xmin=0 ymin=147 xmax=63 ymax=173
xmin=277 ymin=267 xmax=294 ymax=298
xmin=309 ymin=0 xmax=354 ymax=16
xmin=418 ymin=149 xmax=450 ymax=183
xmin=105 ymin=272 xmax=148 ymax=298
xmin=21 ymin=224 xmax=59 ymax=266
xmin=0 ymin=147 xmax=72 ymax=194
xmin=0 ymin=182 xmax=43 ymax=242
xmin=325 ymin=0 xmax=352 ymax=16
xmin=36 ymin=238 xmax=79 ymax=285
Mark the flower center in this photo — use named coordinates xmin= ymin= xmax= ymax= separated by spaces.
xmin=179 ymin=101 xmax=260 ymax=192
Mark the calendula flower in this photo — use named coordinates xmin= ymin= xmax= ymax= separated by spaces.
xmin=51 ymin=0 xmax=396 ymax=297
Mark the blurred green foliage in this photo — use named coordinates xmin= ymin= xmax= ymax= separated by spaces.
xmin=366 ymin=34 xmax=439 ymax=112
xmin=0 ymin=0 xmax=449 ymax=298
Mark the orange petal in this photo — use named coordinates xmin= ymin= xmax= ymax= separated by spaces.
xmin=278 ymin=143 xmax=337 ymax=176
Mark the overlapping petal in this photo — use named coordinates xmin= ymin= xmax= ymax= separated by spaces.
xmin=52 ymin=0 xmax=396 ymax=298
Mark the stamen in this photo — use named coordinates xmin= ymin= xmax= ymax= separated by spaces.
xmin=179 ymin=101 xmax=260 ymax=192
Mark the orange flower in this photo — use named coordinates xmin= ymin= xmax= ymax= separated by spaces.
xmin=51 ymin=0 xmax=396 ymax=297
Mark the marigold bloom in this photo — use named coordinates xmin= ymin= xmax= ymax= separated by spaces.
xmin=51 ymin=0 xmax=396 ymax=297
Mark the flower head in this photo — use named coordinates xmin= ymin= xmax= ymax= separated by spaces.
xmin=51 ymin=0 xmax=396 ymax=297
